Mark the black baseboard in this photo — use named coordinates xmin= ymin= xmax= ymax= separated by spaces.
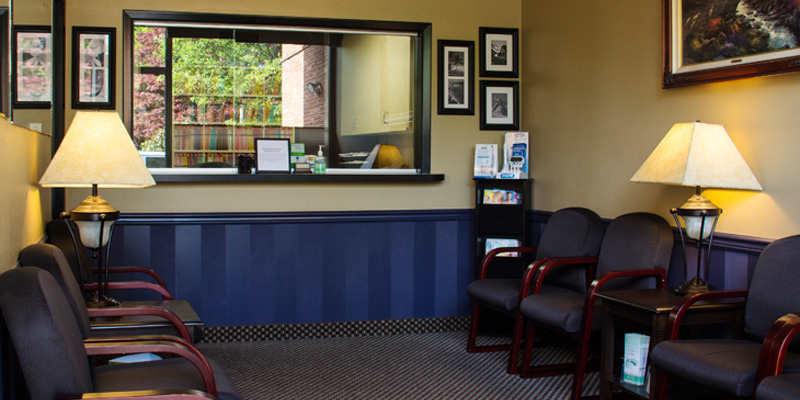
xmin=201 ymin=316 xmax=470 ymax=343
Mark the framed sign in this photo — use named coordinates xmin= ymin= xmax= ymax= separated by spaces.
xmin=479 ymin=27 xmax=518 ymax=78
xmin=663 ymin=0 xmax=800 ymax=88
xmin=72 ymin=27 xmax=115 ymax=109
xmin=480 ymin=80 xmax=519 ymax=131
xmin=254 ymin=138 xmax=291 ymax=173
xmin=437 ymin=39 xmax=474 ymax=115
xmin=12 ymin=26 xmax=52 ymax=109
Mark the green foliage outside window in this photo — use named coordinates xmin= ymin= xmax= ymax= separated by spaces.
xmin=133 ymin=27 xmax=284 ymax=153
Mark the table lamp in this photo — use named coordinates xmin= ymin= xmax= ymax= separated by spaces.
xmin=40 ymin=110 xmax=155 ymax=306
xmin=630 ymin=121 xmax=761 ymax=295
xmin=374 ymin=144 xmax=409 ymax=169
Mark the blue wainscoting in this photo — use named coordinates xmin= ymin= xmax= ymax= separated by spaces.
xmin=109 ymin=209 xmax=772 ymax=327
xmin=110 ymin=210 xmax=476 ymax=327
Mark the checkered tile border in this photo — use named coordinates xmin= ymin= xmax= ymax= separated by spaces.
xmin=201 ymin=316 xmax=470 ymax=343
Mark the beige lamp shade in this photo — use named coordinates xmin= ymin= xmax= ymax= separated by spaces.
xmin=40 ymin=110 xmax=155 ymax=188
xmin=630 ymin=122 xmax=761 ymax=191
xmin=375 ymin=145 xmax=409 ymax=169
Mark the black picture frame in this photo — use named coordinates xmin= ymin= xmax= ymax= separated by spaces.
xmin=480 ymin=80 xmax=519 ymax=131
xmin=72 ymin=26 xmax=115 ymax=109
xmin=254 ymin=138 xmax=291 ymax=173
xmin=12 ymin=25 xmax=52 ymax=109
xmin=663 ymin=0 xmax=800 ymax=88
xmin=437 ymin=39 xmax=474 ymax=115
xmin=479 ymin=27 xmax=518 ymax=78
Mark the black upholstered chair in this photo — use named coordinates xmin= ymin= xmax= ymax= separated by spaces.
xmin=47 ymin=217 xmax=173 ymax=300
xmin=0 ymin=267 xmax=241 ymax=400
xmin=757 ymin=374 xmax=800 ymax=400
xmin=755 ymin=313 xmax=800 ymax=400
xmin=516 ymin=212 xmax=673 ymax=400
xmin=19 ymin=243 xmax=201 ymax=342
xmin=650 ymin=235 xmax=800 ymax=400
xmin=466 ymin=207 xmax=604 ymax=374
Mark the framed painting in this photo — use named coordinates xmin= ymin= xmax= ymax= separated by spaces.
xmin=664 ymin=0 xmax=800 ymax=88
xmin=72 ymin=27 xmax=115 ymax=109
xmin=437 ymin=39 xmax=474 ymax=115
xmin=480 ymin=80 xmax=519 ymax=131
xmin=12 ymin=26 xmax=52 ymax=109
xmin=479 ymin=27 xmax=518 ymax=78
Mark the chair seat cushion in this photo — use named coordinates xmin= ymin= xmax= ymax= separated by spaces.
xmin=468 ymin=279 xmax=576 ymax=314
xmin=756 ymin=373 xmax=800 ymax=400
xmin=651 ymin=339 xmax=800 ymax=397
xmin=94 ymin=357 xmax=241 ymax=400
xmin=518 ymin=292 xmax=601 ymax=334
xmin=467 ymin=279 xmax=521 ymax=312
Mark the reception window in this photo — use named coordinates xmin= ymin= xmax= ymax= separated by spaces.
xmin=124 ymin=11 xmax=431 ymax=178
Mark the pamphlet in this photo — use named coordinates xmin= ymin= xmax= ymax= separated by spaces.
xmin=622 ymin=333 xmax=650 ymax=386
xmin=485 ymin=238 xmax=521 ymax=257
xmin=483 ymin=189 xmax=522 ymax=205
xmin=474 ymin=144 xmax=498 ymax=178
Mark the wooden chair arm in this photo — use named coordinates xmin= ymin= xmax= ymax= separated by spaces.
xmin=477 ymin=246 xmax=538 ymax=279
xmin=85 ymin=334 xmax=191 ymax=347
xmin=104 ymin=266 xmax=169 ymax=290
xmin=664 ymin=289 xmax=750 ymax=340
xmin=64 ymin=389 xmax=216 ymax=399
xmin=578 ymin=268 xmax=668 ymax=338
xmin=84 ymin=340 xmax=217 ymax=397
xmin=518 ymin=258 xmax=557 ymax=298
xmin=521 ymin=257 xmax=599 ymax=298
xmin=589 ymin=268 xmax=667 ymax=293
xmin=87 ymin=306 xmax=192 ymax=342
xmin=757 ymin=313 xmax=800 ymax=382
xmin=84 ymin=281 xmax=174 ymax=301
xmin=84 ymin=335 xmax=204 ymax=376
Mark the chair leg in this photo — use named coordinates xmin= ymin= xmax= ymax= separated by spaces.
xmin=570 ymin=325 xmax=596 ymax=400
xmin=520 ymin=319 xmax=537 ymax=378
xmin=507 ymin=314 xmax=526 ymax=374
xmin=467 ymin=302 xmax=481 ymax=353
xmin=467 ymin=302 xmax=514 ymax=353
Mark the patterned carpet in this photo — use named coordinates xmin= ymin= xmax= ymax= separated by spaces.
xmin=197 ymin=330 xmax=598 ymax=400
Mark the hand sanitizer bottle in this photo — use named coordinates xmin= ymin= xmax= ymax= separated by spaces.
xmin=314 ymin=145 xmax=326 ymax=174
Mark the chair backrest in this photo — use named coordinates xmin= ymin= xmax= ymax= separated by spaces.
xmin=18 ymin=243 xmax=93 ymax=339
xmin=596 ymin=212 xmax=674 ymax=291
xmin=46 ymin=218 xmax=94 ymax=285
xmin=744 ymin=235 xmax=800 ymax=345
xmin=536 ymin=207 xmax=605 ymax=293
xmin=0 ymin=267 xmax=94 ymax=399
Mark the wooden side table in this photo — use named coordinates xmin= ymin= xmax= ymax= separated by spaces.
xmin=88 ymin=299 xmax=204 ymax=342
xmin=596 ymin=289 xmax=745 ymax=400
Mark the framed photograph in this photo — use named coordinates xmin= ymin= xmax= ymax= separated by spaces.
xmin=479 ymin=27 xmax=518 ymax=78
xmin=72 ymin=27 xmax=115 ymax=109
xmin=254 ymin=138 xmax=291 ymax=173
xmin=12 ymin=26 xmax=52 ymax=109
xmin=437 ymin=39 xmax=474 ymax=115
xmin=663 ymin=0 xmax=800 ymax=88
xmin=480 ymin=80 xmax=519 ymax=131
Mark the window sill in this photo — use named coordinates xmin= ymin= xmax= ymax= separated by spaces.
xmin=150 ymin=168 xmax=444 ymax=183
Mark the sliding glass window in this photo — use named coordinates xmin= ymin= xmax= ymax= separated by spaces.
xmin=124 ymin=11 xmax=430 ymax=177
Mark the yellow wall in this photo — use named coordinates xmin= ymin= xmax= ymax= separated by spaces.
xmin=523 ymin=0 xmax=800 ymax=240
xmin=51 ymin=0 xmax=800 ymax=241
xmin=62 ymin=0 xmax=522 ymax=215
xmin=0 ymin=117 xmax=51 ymax=270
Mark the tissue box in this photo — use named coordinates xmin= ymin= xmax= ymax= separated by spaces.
xmin=622 ymin=333 xmax=650 ymax=386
